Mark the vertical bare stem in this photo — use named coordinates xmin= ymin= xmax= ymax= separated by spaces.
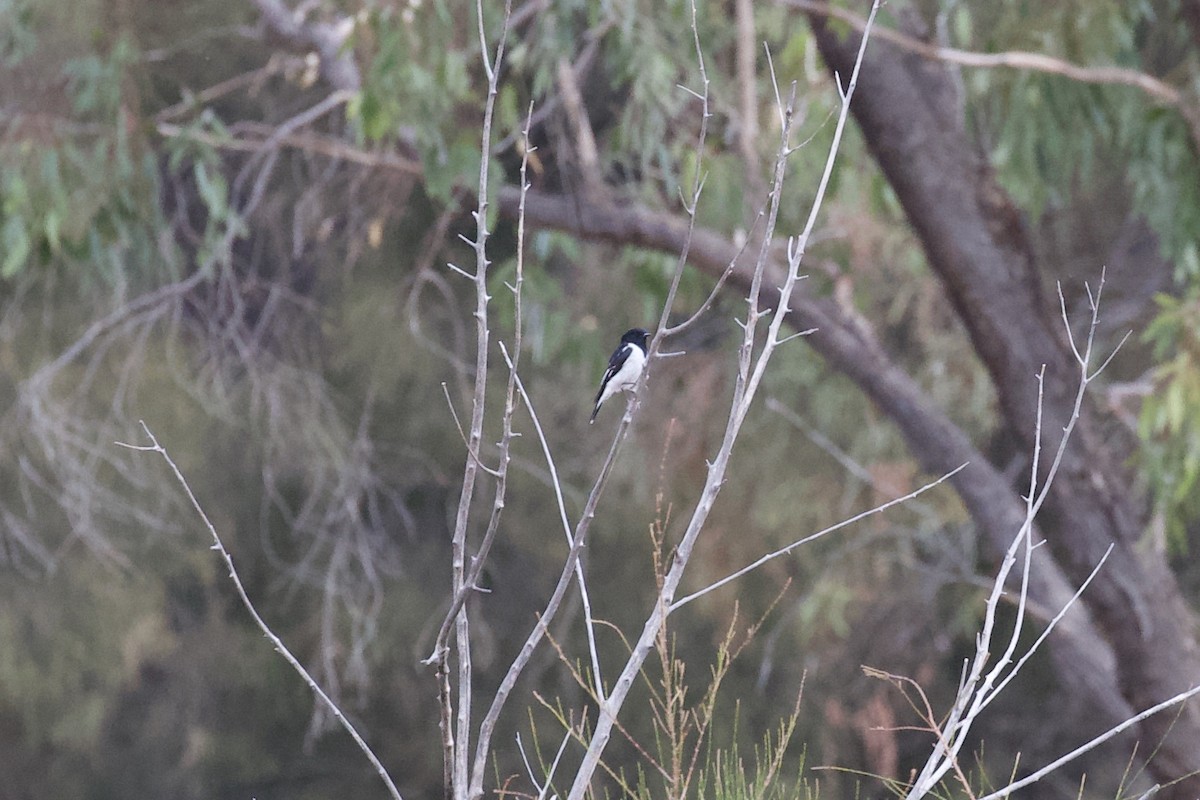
xmin=438 ymin=2 xmax=514 ymax=797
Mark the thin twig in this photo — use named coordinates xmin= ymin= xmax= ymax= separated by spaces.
xmin=440 ymin=383 xmax=503 ymax=479
xmin=662 ymin=203 xmax=766 ymax=338
xmin=976 ymin=684 xmax=1200 ymax=800
xmin=155 ymin=120 xmax=422 ymax=173
xmin=155 ymin=62 xmax=283 ymax=121
xmin=229 ymin=89 xmax=355 ymax=214
xmin=499 ymin=342 xmax=606 ymax=700
xmin=671 ymin=464 xmax=965 ymax=611
xmin=116 ymin=422 xmax=403 ymax=800
xmin=515 ymin=732 xmax=544 ymax=797
xmin=647 ymin=0 xmax=714 ymax=354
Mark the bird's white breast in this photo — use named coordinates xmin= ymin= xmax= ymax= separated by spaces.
xmin=597 ymin=343 xmax=647 ymax=409
xmin=612 ymin=344 xmax=646 ymax=391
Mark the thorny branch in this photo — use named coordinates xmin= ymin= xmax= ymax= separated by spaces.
xmin=424 ymin=1 xmax=516 ymax=798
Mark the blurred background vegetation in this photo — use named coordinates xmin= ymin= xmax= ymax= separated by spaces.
xmin=1 ymin=0 xmax=1199 ymax=798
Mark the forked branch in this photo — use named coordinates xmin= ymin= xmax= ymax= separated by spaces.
xmin=901 ymin=274 xmax=1149 ymax=799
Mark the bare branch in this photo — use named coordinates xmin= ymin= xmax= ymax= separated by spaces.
xmin=662 ymin=203 xmax=765 ymax=338
xmin=775 ymin=326 xmax=817 ymax=345
xmin=440 ymin=384 xmax=502 ymax=480
xmin=446 ymin=262 xmax=475 ymax=280
xmin=765 ymin=45 xmax=785 ymax=132
xmin=117 ymin=423 xmax=402 ymax=800
xmin=516 ymin=728 xmax=572 ymax=800
xmin=227 ymin=89 xmax=354 ymax=224
xmin=155 ymin=62 xmax=285 ymax=122
xmin=766 ymin=396 xmax=886 ymax=489
xmin=986 ymin=544 xmax=1114 ymax=704
xmin=155 ymin=119 xmax=423 ymax=174
xmin=671 ymin=463 xmax=964 ymax=611
xmin=515 ymin=733 xmax=543 ymax=797
xmin=499 ymin=341 xmax=605 ymax=700
xmin=430 ymin=1 xmax=517 ymax=795
xmin=647 ymin=0 xmax=713 ymax=355
xmin=976 ymin=683 xmax=1200 ymax=800
xmin=904 ymin=275 xmax=1131 ymax=798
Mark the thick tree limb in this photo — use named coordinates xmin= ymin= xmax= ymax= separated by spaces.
xmin=809 ymin=15 xmax=1200 ymax=795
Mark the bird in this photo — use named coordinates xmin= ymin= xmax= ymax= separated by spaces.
xmin=591 ymin=328 xmax=650 ymax=423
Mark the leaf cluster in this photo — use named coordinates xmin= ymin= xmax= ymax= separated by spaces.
xmin=0 ymin=37 xmax=170 ymax=284
xmin=1140 ymin=291 xmax=1200 ymax=550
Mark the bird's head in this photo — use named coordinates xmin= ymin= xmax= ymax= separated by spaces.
xmin=621 ymin=328 xmax=650 ymax=349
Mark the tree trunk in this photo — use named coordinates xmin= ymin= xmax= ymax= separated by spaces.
xmin=809 ymin=13 xmax=1200 ymax=796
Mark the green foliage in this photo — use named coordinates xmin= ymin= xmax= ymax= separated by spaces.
xmin=347 ymin=1 xmax=528 ymax=225
xmin=967 ymin=1 xmax=1200 ymax=278
xmin=0 ymin=135 xmax=166 ymax=283
xmin=0 ymin=37 xmax=172 ymax=285
xmin=63 ymin=37 xmax=138 ymax=118
xmin=696 ymin=738 xmax=815 ymax=800
xmin=163 ymin=110 xmax=247 ymax=277
xmin=1139 ymin=292 xmax=1200 ymax=550
xmin=351 ymin=4 xmax=484 ymax=203
xmin=1124 ymin=106 xmax=1200 ymax=279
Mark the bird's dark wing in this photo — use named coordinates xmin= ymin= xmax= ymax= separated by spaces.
xmin=594 ymin=343 xmax=632 ymax=405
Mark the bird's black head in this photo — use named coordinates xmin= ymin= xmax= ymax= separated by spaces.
xmin=621 ymin=328 xmax=650 ymax=349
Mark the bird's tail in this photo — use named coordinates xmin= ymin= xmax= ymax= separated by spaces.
xmin=589 ymin=404 xmax=600 ymax=424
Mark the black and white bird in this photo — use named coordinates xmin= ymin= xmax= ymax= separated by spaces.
xmin=590 ymin=328 xmax=650 ymax=423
